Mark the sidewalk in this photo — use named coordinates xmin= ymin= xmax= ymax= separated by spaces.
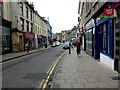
xmin=2 ymin=45 xmax=51 ymax=62
xmin=51 ymin=48 xmax=119 ymax=88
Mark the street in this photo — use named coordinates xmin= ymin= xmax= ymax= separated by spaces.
xmin=2 ymin=46 xmax=65 ymax=88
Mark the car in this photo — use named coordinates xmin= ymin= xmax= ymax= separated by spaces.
xmin=51 ymin=42 xmax=56 ymax=47
xmin=55 ymin=41 xmax=61 ymax=46
xmin=63 ymin=41 xmax=70 ymax=49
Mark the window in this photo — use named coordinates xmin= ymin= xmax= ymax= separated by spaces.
xmin=30 ymin=10 xmax=32 ymax=20
xmin=20 ymin=2 xmax=23 ymax=15
xmin=26 ymin=21 xmax=29 ymax=32
xmin=20 ymin=18 xmax=24 ymax=30
xmin=26 ymin=7 xmax=28 ymax=18
xmin=103 ymin=24 xmax=107 ymax=52
xmin=99 ymin=21 xmax=112 ymax=56
xmin=86 ymin=29 xmax=92 ymax=52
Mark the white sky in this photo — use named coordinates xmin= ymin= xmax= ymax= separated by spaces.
xmin=29 ymin=0 xmax=79 ymax=33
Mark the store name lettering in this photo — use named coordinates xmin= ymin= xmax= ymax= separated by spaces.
xmin=26 ymin=34 xmax=34 ymax=38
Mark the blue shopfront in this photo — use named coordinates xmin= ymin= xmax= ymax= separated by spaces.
xmin=94 ymin=17 xmax=114 ymax=69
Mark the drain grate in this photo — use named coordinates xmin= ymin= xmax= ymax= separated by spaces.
xmin=23 ymin=73 xmax=47 ymax=80
xmin=111 ymin=76 xmax=120 ymax=80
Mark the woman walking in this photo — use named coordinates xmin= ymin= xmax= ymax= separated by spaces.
xmin=76 ymin=40 xmax=81 ymax=56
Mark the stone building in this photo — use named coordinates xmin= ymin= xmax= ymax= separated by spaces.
xmin=10 ymin=1 xmax=35 ymax=52
xmin=8 ymin=0 xmax=49 ymax=52
xmin=78 ymin=0 xmax=119 ymax=71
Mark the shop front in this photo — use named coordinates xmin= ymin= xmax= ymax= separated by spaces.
xmin=95 ymin=17 xmax=114 ymax=69
xmin=37 ymin=35 xmax=43 ymax=48
xmin=24 ymin=32 xmax=35 ymax=51
xmin=84 ymin=19 xmax=95 ymax=56
xmin=42 ymin=35 xmax=47 ymax=46
xmin=0 ymin=18 xmax=12 ymax=54
xmin=94 ymin=3 xmax=115 ymax=69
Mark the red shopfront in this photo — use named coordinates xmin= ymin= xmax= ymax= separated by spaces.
xmin=24 ymin=32 xmax=35 ymax=51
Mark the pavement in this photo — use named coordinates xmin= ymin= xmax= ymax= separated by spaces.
xmin=1 ymin=45 xmax=51 ymax=62
xmin=51 ymin=47 xmax=119 ymax=89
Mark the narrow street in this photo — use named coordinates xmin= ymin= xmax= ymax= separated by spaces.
xmin=1 ymin=0 xmax=120 ymax=89
xmin=2 ymin=46 xmax=65 ymax=88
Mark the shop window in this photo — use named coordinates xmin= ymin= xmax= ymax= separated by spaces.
xmin=98 ymin=20 xmax=112 ymax=57
xmin=2 ymin=35 xmax=10 ymax=51
xmin=103 ymin=24 xmax=107 ymax=52
xmin=86 ymin=29 xmax=92 ymax=52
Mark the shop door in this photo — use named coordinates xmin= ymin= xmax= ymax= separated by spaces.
xmin=94 ymin=26 xmax=101 ymax=60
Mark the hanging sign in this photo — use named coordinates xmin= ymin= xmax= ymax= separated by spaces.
xmin=104 ymin=8 xmax=114 ymax=17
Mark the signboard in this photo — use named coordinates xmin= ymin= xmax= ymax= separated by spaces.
xmin=0 ymin=0 xmax=3 ymax=2
xmin=24 ymin=32 xmax=35 ymax=39
xmin=104 ymin=8 xmax=114 ymax=17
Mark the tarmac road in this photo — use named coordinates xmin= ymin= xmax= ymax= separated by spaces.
xmin=2 ymin=45 xmax=65 ymax=88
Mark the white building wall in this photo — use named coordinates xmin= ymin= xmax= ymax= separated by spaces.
xmin=100 ymin=53 xmax=114 ymax=70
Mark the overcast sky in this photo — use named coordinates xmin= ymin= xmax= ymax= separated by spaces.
xmin=29 ymin=0 xmax=79 ymax=33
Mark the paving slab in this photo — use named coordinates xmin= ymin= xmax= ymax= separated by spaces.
xmin=51 ymin=48 xmax=119 ymax=88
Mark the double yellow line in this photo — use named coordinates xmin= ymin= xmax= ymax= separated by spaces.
xmin=39 ymin=50 xmax=68 ymax=89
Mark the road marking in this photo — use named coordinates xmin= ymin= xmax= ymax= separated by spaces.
xmin=46 ymin=59 xmax=57 ymax=74
xmin=0 ymin=52 xmax=39 ymax=65
xmin=41 ymin=50 xmax=68 ymax=90
xmin=38 ymin=79 xmax=45 ymax=88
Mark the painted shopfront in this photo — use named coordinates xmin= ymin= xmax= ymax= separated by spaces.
xmin=94 ymin=3 xmax=115 ymax=69
xmin=24 ymin=32 xmax=35 ymax=51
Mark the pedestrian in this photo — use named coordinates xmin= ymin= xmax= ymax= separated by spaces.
xmin=26 ymin=41 xmax=29 ymax=53
xmin=69 ymin=42 xmax=71 ymax=54
xmin=76 ymin=40 xmax=81 ymax=56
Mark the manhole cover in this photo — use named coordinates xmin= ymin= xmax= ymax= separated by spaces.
xmin=23 ymin=73 xmax=47 ymax=80
xmin=111 ymin=76 xmax=120 ymax=80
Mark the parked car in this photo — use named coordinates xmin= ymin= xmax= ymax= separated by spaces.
xmin=51 ymin=42 xmax=56 ymax=47
xmin=63 ymin=41 xmax=70 ymax=49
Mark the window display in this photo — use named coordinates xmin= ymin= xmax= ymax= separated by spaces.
xmin=86 ymin=29 xmax=92 ymax=52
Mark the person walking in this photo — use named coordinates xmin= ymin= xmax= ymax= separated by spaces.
xmin=76 ymin=40 xmax=81 ymax=56
xmin=26 ymin=41 xmax=30 ymax=53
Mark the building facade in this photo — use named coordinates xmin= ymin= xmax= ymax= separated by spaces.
xmin=10 ymin=1 xmax=35 ymax=52
xmin=78 ymin=0 xmax=119 ymax=72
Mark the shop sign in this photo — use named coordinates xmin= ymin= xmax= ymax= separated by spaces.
xmin=85 ymin=19 xmax=95 ymax=30
xmin=37 ymin=35 xmax=42 ymax=39
xmin=104 ymin=8 xmax=114 ymax=17
xmin=25 ymin=33 xmax=34 ymax=39
xmin=0 ymin=0 xmax=3 ymax=2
